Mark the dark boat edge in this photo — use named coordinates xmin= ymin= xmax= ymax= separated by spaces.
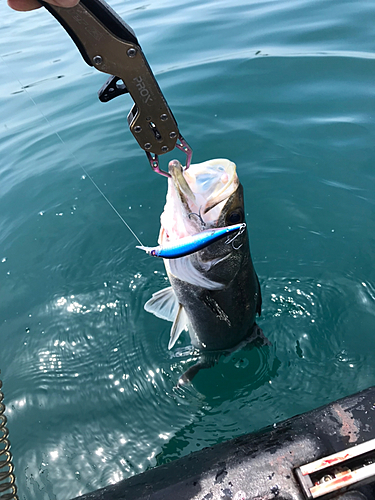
xmin=72 ymin=386 xmax=375 ymax=500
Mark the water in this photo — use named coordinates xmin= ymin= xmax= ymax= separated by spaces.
xmin=1 ymin=0 xmax=375 ymax=498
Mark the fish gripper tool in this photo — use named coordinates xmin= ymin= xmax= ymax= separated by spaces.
xmin=39 ymin=0 xmax=193 ymax=177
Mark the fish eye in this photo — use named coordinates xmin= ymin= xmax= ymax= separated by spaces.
xmin=227 ymin=209 xmax=244 ymax=225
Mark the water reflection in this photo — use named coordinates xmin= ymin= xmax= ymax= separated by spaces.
xmin=5 ymin=266 xmax=375 ymax=498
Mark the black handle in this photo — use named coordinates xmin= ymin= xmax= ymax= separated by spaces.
xmin=39 ymin=0 xmax=139 ymax=66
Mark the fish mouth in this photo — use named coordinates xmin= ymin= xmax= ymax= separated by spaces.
xmin=168 ymin=158 xmax=239 ymax=223
xmin=159 ymin=158 xmax=240 ymax=246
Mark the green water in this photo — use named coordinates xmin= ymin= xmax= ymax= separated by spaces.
xmin=1 ymin=0 xmax=375 ymax=498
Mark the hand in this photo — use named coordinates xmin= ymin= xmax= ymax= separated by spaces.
xmin=8 ymin=0 xmax=79 ymax=11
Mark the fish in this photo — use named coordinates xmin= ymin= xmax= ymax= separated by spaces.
xmin=144 ymin=158 xmax=267 ymax=383
xmin=136 ymin=223 xmax=246 ymax=258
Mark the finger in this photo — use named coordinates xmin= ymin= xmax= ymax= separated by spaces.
xmin=8 ymin=0 xmax=79 ymax=11
xmin=7 ymin=0 xmax=42 ymax=11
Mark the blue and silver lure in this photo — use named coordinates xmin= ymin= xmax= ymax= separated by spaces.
xmin=136 ymin=223 xmax=246 ymax=259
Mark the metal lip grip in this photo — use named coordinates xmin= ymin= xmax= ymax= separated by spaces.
xmin=39 ymin=0 xmax=192 ymax=177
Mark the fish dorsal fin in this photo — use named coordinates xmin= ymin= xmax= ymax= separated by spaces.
xmin=168 ymin=305 xmax=188 ymax=350
xmin=144 ymin=286 xmax=179 ymax=322
xmin=168 ymin=256 xmax=225 ymax=291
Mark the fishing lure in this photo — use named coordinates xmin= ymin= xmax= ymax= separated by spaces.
xmin=137 ymin=223 xmax=246 ymax=259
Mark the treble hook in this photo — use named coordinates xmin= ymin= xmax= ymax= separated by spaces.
xmin=225 ymin=223 xmax=246 ymax=250
xmin=188 ymin=208 xmax=206 ymax=229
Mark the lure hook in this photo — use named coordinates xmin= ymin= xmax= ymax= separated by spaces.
xmin=225 ymin=223 xmax=246 ymax=250
xmin=188 ymin=208 xmax=206 ymax=228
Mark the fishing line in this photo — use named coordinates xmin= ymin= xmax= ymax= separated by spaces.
xmin=2 ymin=54 xmax=144 ymax=247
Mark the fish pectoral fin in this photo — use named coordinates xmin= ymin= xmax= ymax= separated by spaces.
xmin=144 ymin=286 xmax=179 ymax=322
xmin=198 ymin=253 xmax=232 ymax=272
xmin=168 ymin=305 xmax=188 ymax=350
xmin=169 ymin=256 xmax=225 ymax=290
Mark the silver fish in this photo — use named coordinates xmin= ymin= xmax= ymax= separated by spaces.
xmin=145 ymin=158 xmax=266 ymax=382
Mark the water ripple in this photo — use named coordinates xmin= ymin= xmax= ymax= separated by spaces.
xmin=2 ymin=0 xmax=375 ymax=498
